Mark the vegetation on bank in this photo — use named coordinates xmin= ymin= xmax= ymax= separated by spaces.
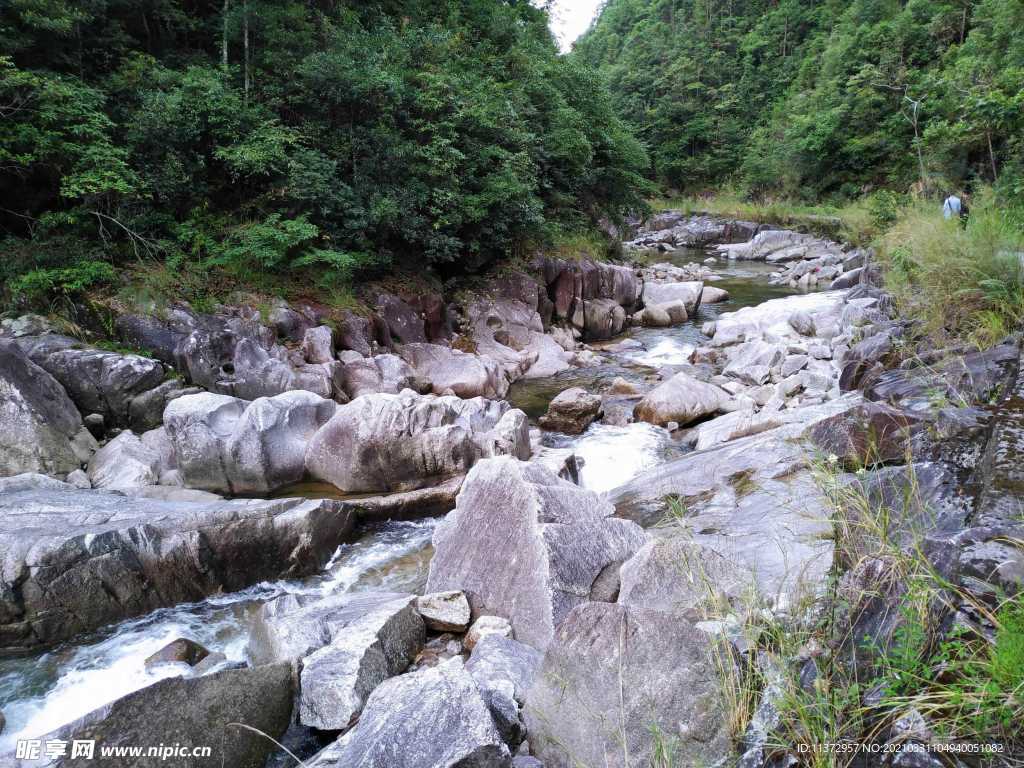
xmin=0 ymin=1 xmax=650 ymax=314
xmin=576 ymin=0 xmax=1024 ymax=203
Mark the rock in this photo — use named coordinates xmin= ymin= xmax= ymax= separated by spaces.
xmin=37 ymin=664 xmax=294 ymax=768
xmin=302 ymin=325 xmax=335 ymax=363
xmin=228 ymin=337 xmax=343 ymax=402
xmin=524 ymin=603 xmax=730 ymax=768
xmin=341 ymin=353 xmax=421 ymax=399
xmin=127 ymin=379 xmax=201 ymax=431
xmin=644 ymin=280 xmax=703 ymax=315
xmin=512 ymin=758 xmax=543 ymax=768
xmin=298 ymin=596 xmax=426 ymax=731
xmin=538 ymin=387 xmax=602 ymax=435
xmin=0 ymin=489 xmax=355 ymax=651
xmin=309 ymin=657 xmax=511 ymax=768
xmin=305 ymin=390 xmax=529 ymax=494
xmin=400 ymin=343 xmax=508 ymax=399
xmin=16 ymin=336 xmax=166 ymax=427
xmin=636 ymin=304 xmax=672 ymax=327
xmin=959 ymin=540 xmax=1023 ymax=597
xmin=463 ymin=615 xmax=513 ymax=652
xmin=165 ymin=390 xmax=336 ymax=494
xmin=808 ymin=343 xmax=832 ymax=360
xmin=416 ymin=591 xmax=472 ymax=632
xmin=809 ymin=401 xmax=925 ymax=469
xmin=617 ymin=536 xmax=748 ymax=612
xmin=583 ymin=298 xmax=627 ymax=340
xmin=830 ymin=267 xmax=864 ymax=290
xmin=466 ymin=634 xmax=542 ymax=704
xmin=693 ymin=408 xmax=784 ymax=451
xmin=269 ymin=304 xmax=314 ymax=342
xmin=336 ymin=311 xmax=383 ymax=356
xmin=633 ymin=372 xmax=729 ymax=427
xmin=701 ymin=286 xmax=730 ymax=303
xmin=426 ymin=457 xmax=647 ymax=650
xmin=0 ymin=339 xmax=97 ymax=477
xmin=0 ymin=708 xmax=4 ymax=736
xmin=723 ymin=339 xmax=785 ymax=385
xmin=87 ymin=431 xmax=160 ymax=490
xmin=144 ymin=637 xmax=210 ymax=668
xmin=782 ymin=354 xmax=809 ymax=377
xmin=83 ymin=412 xmax=105 ymax=439
xmin=378 ymin=293 xmax=428 ymax=345
xmin=1 ymin=313 xmax=52 ymax=337
xmin=481 ymin=681 xmax=525 ymax=749
xmin=65 ymin=469 xmax=91 ymax=489
xmin=608 ymin=377 xmax=640 ymax=395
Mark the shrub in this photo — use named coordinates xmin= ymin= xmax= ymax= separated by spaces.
xmin=9 ymin=260 xmax=117 ymax=307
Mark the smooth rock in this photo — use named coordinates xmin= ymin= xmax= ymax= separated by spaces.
xmin=464 ymin=615 xmax=513 ymax=652
xmin=87 ymin=431 xmax=159 ymax=490
xmin=416 ymin=591 xmax=472 ymax=633
xmin=466 ymin=634 xmax=542 ymax=704
xmin=633 ymin=372 xmax=729 ymax=427
xmin=538 ymin=387 xmax=602 ymax=435
xmin=144 ymin=637 xmax=210 ymax=668
xmin=302 ymin=325 xmax=335 ymax=364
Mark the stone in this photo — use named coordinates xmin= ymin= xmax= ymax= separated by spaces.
xmin=537 ymin=387 xmax=602 ymax=435
xmin=830 ymin=267 xmax=864 ymax=290
xmin=0 ymin=339 xmax=97 ymax=477
xmin=701 ymin=285 xmax=730 ymax=303
xmin=309 ymin=657 xmax=511 ymax=768
xmin=583 ymin=298 xmax=627 ymax=340
xmin=302 ymin=325 xmax=335 ymax=363
xmin=524 ymin=603 xmax=730 ymax=768
xmin=298 ymin=596 xmax=426 ymax=731
xmin=83 ymin=413 xmax=105 ymax=439
xmin=158 ymin=395 xmax=243 ymax=490
xmin=722 ymin=339 xmax=785 ymax=385
xmin=426 ymin=457 xmax=647 ymax=650
xmin=87 ymin=431 xmax=160 ymax=490
xmin=269 ymin=304 xmax=313 ymax=342
xmin=336 ymin=311 xmax=383 ymax=357
xmin=782 ymin=354 xmax=809 ymax=377
xmin=636 ymin=305 xmax=672 ymax=327
xmin=399 ymin=343 xmax=509 ymax=399
xmin=34 ymin=664 xmax=293 ymax=768
xmin=416 ymin=591 xmax=472 ymax=632
xmin=144 ymin=638 xmax=211 ymax=668
xmin=809 ymin=401 xmax=925 ymax=469
xmin=608 ymin=377 xmax=640 ymax=395
xmin=228 ymin=337 xmax=343 ymax=402
xmin=305 ymin=390 xmax=529 ymax=494
xmin=463 ymin=615 xmax=513 ymax=652
xmin=340 ymin=353 xmax=421 ymax=399
xmin=466 ymin=634 xmax=542 ymax=704
xmin=0 ymin=489 xmax=355 ymax=651
xmin=378 ymin=293 xmax=428 ymax=345
xmin=128 ymin=379 xmax=202 ymax=432
xmin=65 ymin=469 xmax=91 ymax=489
xmin=633 ymin=372 xmax=729 ymax=427
xmin=512 ymin=758 xmax=543 ymax=768
xmin=644 ymin=281 xmax=704 ymax=315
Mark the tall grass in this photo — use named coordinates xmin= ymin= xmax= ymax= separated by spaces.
xmin=882 ymin=192 xmax=1024 ymax=348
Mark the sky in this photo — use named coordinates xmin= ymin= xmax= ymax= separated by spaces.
xmin=544 ymin=0 xmax=605 ymax=52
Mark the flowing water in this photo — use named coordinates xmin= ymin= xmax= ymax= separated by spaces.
xmin=0 ymin=251 xmax=794 ymax=749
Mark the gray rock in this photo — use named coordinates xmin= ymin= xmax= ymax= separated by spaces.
xmin=0 ymin=339 xmax=96 ymax=477
xmin=512 ymin=758 xmax=543 ymax=768
xmin=583 ymin=298 xmax=627 ymax=340
xmin=302 ymin=325 xmax=336 ymax=363
xmin=426 ymin=457 xmax=647 ymax=650
xmin=0 ymin=490 xmax=355 ymax=651
xmin=723 ymin=339 xmax=785 ymax=385
xmin=644 ymin=281 xmax=704 ymax=315
xmin=127 ymin=379 xmax=202 ymax=432
xmin=86 ymin=431 xmax=160 ymax=490
xmin=65 ymin=469 xmax=91 ymax=489
xmin=305 ymin=391 xmax=529 ymax=494
xmin=399 ymin=343 xmax=508 ymax=399
xmin=524 ymin=603 xmax=730 ymax=768
xmin=269 ymin=304 xmax=314 ymax=342
xmin=164 ymin=390 xmax=336 ymax=494
xmin=633 ymin=372 xmax=729 ymax=427
xmin=701 ymin=285 xmax=730 ymax=303
xmin=464 ymin=615 xmax=513 ymax=652
xmin=310 ymin=657 xmax=511 ymax=767
xmin=83 ymin=412 xmax=105 ymax=439
xmin=416 ymin=591 xmax=472 ymax=632
xmin=32 ymin=664 xmax=293 ymax=768
xmin=144 ymin=637 xmax=210 ymax=668
xmin=537 ymin=387 xmax=602 ymax=435
xmin=466 ymin=634 xmax=542 ymax=704
xmin=229 ymin=337 xmax=343 ymax=402
xmin=298 ymin=596 xmax=425 ymax=731
xmin=378 ymin=293 xmax=427 ymax=345
xmin=781 ymin=354 xmax=810 ymax=377
xmin=340 ymin=353 xmax=421 ymax=399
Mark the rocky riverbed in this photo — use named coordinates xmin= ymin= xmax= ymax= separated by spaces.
xmin=0 ymin=215 xmax=1020 ymax=767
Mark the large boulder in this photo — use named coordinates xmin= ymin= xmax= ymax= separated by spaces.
xmin=400 ymin=343 xmax=508 ymax=399
xmin=164 ymin=390 xmax=336 ymax=494
xmin=305 ymin=391 xmax=529 ymax=494
xmin=538 ymin=387 xmax=602 ymax=435
xmin=249 ymin=592 xmax=426 ymax=732
xmin=0 ymin=339 xmax=96 ymax=477
xmin=583 ymin=298 xmax=626 ymax=340
xmin=633 ymin=372 xmax=728 ymax=427
xmin=722 ymin=339 xmax=786 ymax=385
xmin=378 ymin=293 xmax=428 ymax=345
xmin=466 ymin=634 xmax=542 ymax=705
xmin=524 ymin=603 xmax=730 ymax=768
xmin=28 ymin=664 xmax=293 ymax=768
xmin=425 ymin=457 xmax=647 ymax=650
xmin=15 ymin=335 xmax=166 ymax=427
xmin=0 ymin=488 xmax=355 ymax=651
xmin=808 ymin=401 xmax=925 ymax=469
xmin=310 ymin=657 xmax=511 ymax=767
xmin=339 ymin=353 xmax=422 ymax=400
xmin=228 ymin=337 xmax=343 ymax=402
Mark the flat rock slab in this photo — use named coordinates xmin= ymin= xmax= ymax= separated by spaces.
xmin=524 ymin=602 xmax=730 ymax=768
xmin=0 ymin=488 xmax=355 ymax=652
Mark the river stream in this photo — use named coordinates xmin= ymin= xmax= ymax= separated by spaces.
xmin=0 ymin=251 xmax=794 ymax=752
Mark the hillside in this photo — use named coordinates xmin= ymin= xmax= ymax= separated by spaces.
xmin=575 ymin=0 xmax=1024 ymax=200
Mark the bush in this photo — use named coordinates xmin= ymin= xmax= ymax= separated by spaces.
xmin=9 ymin=260 xmax=117 ymax=308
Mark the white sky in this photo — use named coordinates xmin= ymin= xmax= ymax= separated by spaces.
xmin=544 ymin=0 xmax=605 ymax=52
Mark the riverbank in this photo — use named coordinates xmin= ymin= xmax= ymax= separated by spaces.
xmin=0 ymin=213 xmax=1020 ymax=767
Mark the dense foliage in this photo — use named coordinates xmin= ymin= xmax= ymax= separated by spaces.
xmin=0 ymin=0 xmax=649 ymax=303
xmin=576 ymin=0 xmax=1024 ymax=200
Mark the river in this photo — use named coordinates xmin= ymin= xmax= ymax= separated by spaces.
xmin=0 ymin=251 xmax=794 ymax=753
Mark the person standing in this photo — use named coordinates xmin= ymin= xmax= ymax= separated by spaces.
xmin=942 ymin=192 xmax=963 ymax=220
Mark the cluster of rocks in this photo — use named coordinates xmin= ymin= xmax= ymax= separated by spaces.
xmin=624 ymin=212 xmax=762 ymax=251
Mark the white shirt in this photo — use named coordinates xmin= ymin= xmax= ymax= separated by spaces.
xmin=943 ymin=195 xmax=962 ymax=219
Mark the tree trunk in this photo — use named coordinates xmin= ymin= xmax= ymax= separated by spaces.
xmin=243 ymin=0 xmax=250 ymax=101
xmin=222 ymin=0 xmax=230 ymax=69
xmin=987 ymin=129 xmax=998 ymax=181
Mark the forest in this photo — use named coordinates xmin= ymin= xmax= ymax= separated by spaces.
xmin=0 ymin=0 xmax=648 ymax=306
xmin=576 ymin=0 xmax=1024 ymax=201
